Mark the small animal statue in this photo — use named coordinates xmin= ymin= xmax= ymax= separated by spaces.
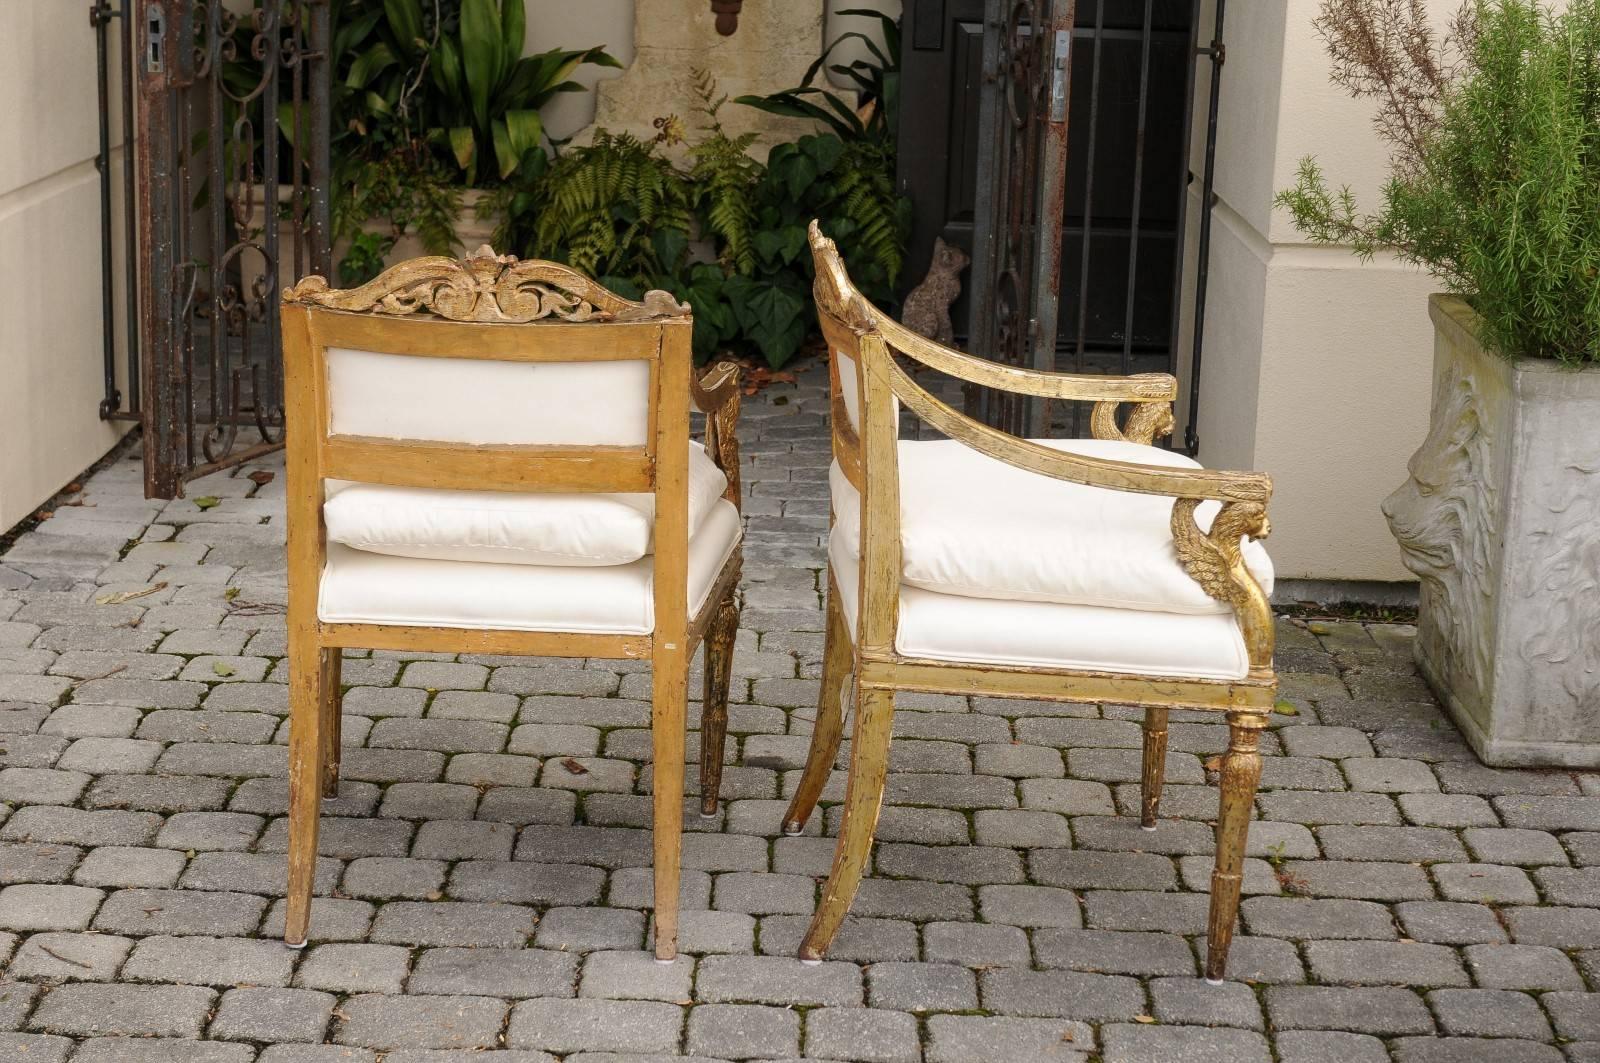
xmin=900 ymin=237 xmax=971 ymax=346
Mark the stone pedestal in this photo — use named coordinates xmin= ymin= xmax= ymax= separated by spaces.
xmin=587 ymin=0 xmax=824 ymax=161
xmin=1384 ymin=295 xmax=1600 ymax=767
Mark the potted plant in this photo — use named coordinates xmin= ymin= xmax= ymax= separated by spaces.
xmin=1279 ymin=0 xmax=1600 ymax=766
xmin=238 ymin=0 xmax=617 ymax=286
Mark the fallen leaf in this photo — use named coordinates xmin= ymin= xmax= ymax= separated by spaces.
xmin=1273 ymin=699 xmax=1299 ymax=716
xmin=193 ymin=496 xmax=221 ymax=511
xmin=95 ymin=581 xmax=168 ymax=606
xmin=560 ymin=757 xmax=589 ymax=775
xmin=247 ymin=470 xmax=276 ymax=485
xmin=1134 ymin=1014 xmax=1156 ymax=1024
xmin=65 ymin=482 xmax=83 ymax=494
xmin=212 ymin=661 xmax=236 ymax=677
xmin=223 ymin=587 xmax=241 ymax=601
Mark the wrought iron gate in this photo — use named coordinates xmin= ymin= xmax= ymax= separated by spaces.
xmin=967 ymin=0 xmax=1076 ymax=437
xmin=946 ymin=0 xmax=1225 ymax=450
xmin=96 ymin=0 xmax=331 ymax=498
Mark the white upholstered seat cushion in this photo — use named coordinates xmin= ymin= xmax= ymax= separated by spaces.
xmin=829 ymin=532 xmax=1252 ymax=679
xmin=319 ymin=500 xmax=742 ymax=635
xmin=831 ymin=437 xmax=1273 ymax=615
xmin=322 ymin=443 xmax=728 ymax=567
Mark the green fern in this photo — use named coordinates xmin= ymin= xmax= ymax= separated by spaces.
xmin=531 ymin=131 xmax=692 ymax=282
xmin=829 ymin=139 xmax=905 ymax=287
xmin=688 ymin=70 xmax=762 ymax=275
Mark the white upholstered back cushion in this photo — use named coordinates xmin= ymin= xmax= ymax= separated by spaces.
xmin=326 ymin=347 xmax=650 ymax=446
xmin=323 ymin=442 xmax=728 ymax=567
xmin=832 ymin=436 xmax=1274 ymax=616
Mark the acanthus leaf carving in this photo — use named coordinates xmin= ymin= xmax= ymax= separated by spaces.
xmin=282 ymin=245 xmax=689 ymax=324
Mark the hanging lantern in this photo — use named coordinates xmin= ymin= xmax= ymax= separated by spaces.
xmin=711 ymin=0 xmax=742 ymax=35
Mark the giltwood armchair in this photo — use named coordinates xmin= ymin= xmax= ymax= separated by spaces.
xmin=279 ymin=248 xmax=744 ymax=962
xmin=785 ymin=223 xmax=1277 ymax=982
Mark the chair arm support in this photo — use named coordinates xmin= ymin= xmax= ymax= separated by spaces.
xmin=694 ymin=361 xmax=742 ymax=509
xmin=1090 ymin=398 xmax=1176 ymax=446
xmin=692 ymin=360 xmax=741 ymax=416
xmin=1172 ymin=498 xmax=1275 ymax=672
xmin=876 ymin=313 xmax=1178 ymax=405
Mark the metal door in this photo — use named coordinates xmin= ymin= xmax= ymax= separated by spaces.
xmin=107 ymin=0 xmax=331 ymax=497
xmin=966 ymin=0 xmax=1075 ymax=436
xmin=899 ymin=0 xmax=1226 ymax=450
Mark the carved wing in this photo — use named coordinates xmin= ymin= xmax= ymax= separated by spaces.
xmin=1171 ymin=498 xmax=1270 ymax=611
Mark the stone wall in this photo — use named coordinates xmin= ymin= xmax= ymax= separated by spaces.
xmin=0 ymin=2 xmax=132 ymax=529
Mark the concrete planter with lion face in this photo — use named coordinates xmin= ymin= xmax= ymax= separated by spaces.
xmin=1384 ymin=294 xmax=1600 ymax=768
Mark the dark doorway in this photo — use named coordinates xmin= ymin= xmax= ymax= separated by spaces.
xmin=900 ymin=0 xmax=1198 ymax=376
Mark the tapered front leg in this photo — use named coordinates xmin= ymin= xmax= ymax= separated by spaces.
xmin=699 ymin=593 xmax=740 ymax=817
xmin=284 ymin=631 xmax=327 ymax=948
xmin=651 ymin=646 xmax=689 ymax=961
xmin=1206 ymin=711 xmax=1266 ymax=982
xmin=782 ymin=586 xmax=852 ymax=836
xmin=320 ymin=649 xmax=343 ymax=799
xmin=799 ymin=682 xmax=893 ymax=962
xmin=1140 ymin=706 xmax=1169 ymax=829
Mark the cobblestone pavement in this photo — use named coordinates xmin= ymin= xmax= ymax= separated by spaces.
xmin=0 ymin=358 xmax=1597 ymax=1063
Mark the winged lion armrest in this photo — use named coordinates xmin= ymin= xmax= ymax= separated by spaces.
xmin=692 ymin=361 xmax=742 ymax=509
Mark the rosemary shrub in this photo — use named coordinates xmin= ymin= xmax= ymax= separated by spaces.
xmin=1277 ymin=0 xmax=1600 ymax=366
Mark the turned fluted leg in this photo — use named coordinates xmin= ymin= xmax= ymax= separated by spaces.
xmin=781 ymin=585 xmax=852 ymax=836
xmin=1140 ymin=706 xmax=1169 ymax=829
xmin=320 ymin=649 xmax=343 ymax=799
xmin=799 ymin=683 xmax=893 ymax=962
xmin=699 ymin=593 xmax=740 ymax=817
xmin=1206 ymin=711 xmax=1266 ymax=982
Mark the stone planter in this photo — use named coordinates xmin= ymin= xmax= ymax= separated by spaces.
xmin=1384 ymin=294 xmax=1600 ymax=767
xmin=237 ymin=186 xmax=497 ymax=291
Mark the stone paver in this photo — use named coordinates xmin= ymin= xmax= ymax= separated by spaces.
xmin=0 ymin=362 xmax=1592 ymax=1060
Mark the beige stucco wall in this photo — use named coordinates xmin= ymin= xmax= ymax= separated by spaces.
xmin=1175 ymin=0 xmax=1441 ymax=583
xmin=528 ymin=0 xmax=892 ymax=142
xmin=0 ymin=3 xmax=131 ymax=530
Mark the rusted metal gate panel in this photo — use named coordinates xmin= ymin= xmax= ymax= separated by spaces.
xmin=948 ymin=0 xmax=1225 ymax=450
xmin=967 ymin=0 xmax=1076 ymax=437
xmin=110 ymin=0 xmax=331 ymax=498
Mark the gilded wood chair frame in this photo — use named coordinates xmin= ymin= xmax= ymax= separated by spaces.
xmin=279 ymin=251 xmax=743 ymax=962
xmin=784 ymin=223 xmax=1276 ymax=982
